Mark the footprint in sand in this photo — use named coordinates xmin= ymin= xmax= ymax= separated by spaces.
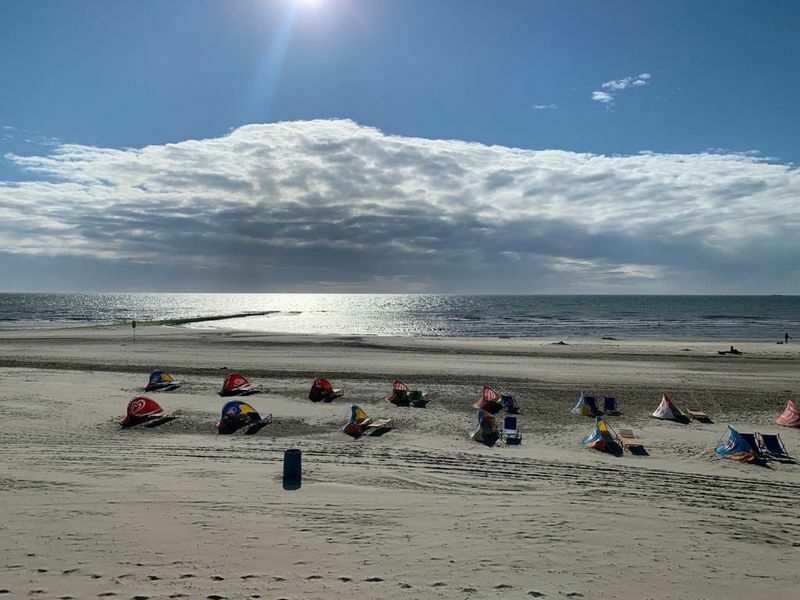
xmin=271 ymin=576 xmax=286 ymax=582
xmin=62 ymin=569 xmax=79 ymax=575
xmin=398 ymin=583 xmax=412 ymax=589
xmin=147 ymin=575 xmax=161 ymax=581
xmin=431 ymin=582 xmax=447 ymax=588
xmin=363 ymin=577 xmax=384 ymax=583
xmin=178 ymin=574 xmax=195 ymax=579
xmin=240 ymin=574 xmax=259 ymax=580
xmin=59 ymin=596 xmax=75 ymax=599
xmin=131 ymin=596 xmax=149 ymax=600
xmin=207 ymin=596 xmax=226 ymax=600
xmin=210 ymin=576 xmax=225 ymax=582
xmin=495 ymin=583 xmax=513 ymax=589
xmin=337 ymin=577 xmax=352 ymax=582
xmin=36 ymin=568 xmax=48 ymax=573
xmin=168 ymin=595 xmax=188 ymax=599
xmin=306 ymin=575 xmax=323 ymax=580
xmin=97 ymin=593 xmax=117 ymax=597
xmin=528 ymin=592 xmax=546 ymax=598
xmin=565 ymin=594 xmax=584 ymax=598
xmin=462 ymin=587 xmax=478 ymax=593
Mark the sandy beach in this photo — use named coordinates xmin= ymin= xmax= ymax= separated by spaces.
xmin=1 ymin=326 xmax=798 ymax=599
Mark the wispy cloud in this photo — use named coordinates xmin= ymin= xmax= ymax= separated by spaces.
xmin=1 ymin=119 xmax=798 ymax=292
xmin=532 ymin=104 xmax=559 ymax=110
xmin=592 ymin=73 xmax=651 ymax=104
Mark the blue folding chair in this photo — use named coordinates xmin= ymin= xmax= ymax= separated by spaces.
xmin=603 ymin=396 xmax=620 ymax=415
xmin=502 ymin=416 xmax=522 ymax=445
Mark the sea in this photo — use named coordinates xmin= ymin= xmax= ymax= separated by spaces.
xmin=0 ymin=293 xmax=797 ymax=341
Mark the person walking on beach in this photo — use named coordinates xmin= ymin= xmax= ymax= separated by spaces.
xmin=786 ymin=332 xmax=792 ymax=344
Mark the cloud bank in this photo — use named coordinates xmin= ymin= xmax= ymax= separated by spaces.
xmin=1 ymin=119 xmax=799 ymax=292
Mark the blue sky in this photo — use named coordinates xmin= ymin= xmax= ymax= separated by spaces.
xmin=3 ymin=0 xmax=798 ymax=161
xmin=0 ymin=0 xmax=798 ymax=292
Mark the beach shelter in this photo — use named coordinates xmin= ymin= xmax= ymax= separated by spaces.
xmin=651 ymin=393 xmax=685 ymax=421
xmin=120 ymin=396 xmax=176 ymax=428
xmin=581 ymin=417 xmax=622 ymax=453
xmin=308 ymin=377 xmax=344 ymax=402
xmin=386 ymin=380 xmax=411 ymax=405
xmin=341 ymin=404 xmax=392 ymax=439
xmin=473 ymin=386 xmax=503 ymax=414
xmin=468 ymin=409 xmax=501 ymax=446
xmin=571 ymin=392 xmax=600 ymax=417
xmin=714 ymin=426 xmax=760 ymax=463
xmin=145 ymin=370 xmax=183 ymax=392
xmin=342 ymin=404 xmax=372 ymax=438
xmin=776 ymin=400 xmax=800 ymax=427
xmin=219 ymin=373 xmax=260 ymax=397
xmin=217 ymin=400 xmax=272 ymax=435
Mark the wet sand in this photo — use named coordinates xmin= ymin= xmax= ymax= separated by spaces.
xmin=0 ymin=326 xmax=798 ymax=599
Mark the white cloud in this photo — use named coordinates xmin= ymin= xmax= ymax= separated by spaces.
xmin=591 ymin=91 xmax=614 ymax=104
xmin=593 ymin=73 xmax=651 ymax=104
xmin=1 ymin=119 xmax=798 ymax=292
xmin=532 ymin=104 xmax=559 ymax=110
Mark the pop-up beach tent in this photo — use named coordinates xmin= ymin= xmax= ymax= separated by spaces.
xmin=342 ymin=404 xmax=392 ymax=438
xmin=468 ymin=409 xmax=501 ymax=446
xmin=652 ymin=393 xmax=686 ymax=421
xmin=714 ymin=426 xmax=760 ymax=463
xmin=581 ymin=417 xmax=621 ymax=453
xmin=776 ymin=400 xmax=800 ymax=427
xmin=219 ymin=373 xmax=260 ymax=397
xmin=308 ymin=377 xmax=344 ymax=402
xmin=120 ymin=396 xmax=177 ymax=429
xmin=571 ymin=392 xmax=600 ymax=417
xmin=145 ymin=370 xmax=183 ymax=392
xmin=386 ymin=380 xmax=428 ymax=407
xmin=217 ymin=400 xmax=272 ymax=435
xmin=386 ymin=380 xmax=411 ymax=405
xmin=473 ymin=386 xmax=503 ymax=414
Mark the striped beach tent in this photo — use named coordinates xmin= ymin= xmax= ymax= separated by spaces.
xmin=776 ymin=400 xmax=800 ymax=427
xmin=473 ymin=386 xmax=503 ymax=414
xmin=652 ymin=393 xmax=685 ymax=421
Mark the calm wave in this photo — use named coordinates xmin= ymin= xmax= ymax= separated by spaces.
xmin=0 ymin=294 xmax=798 ymax=340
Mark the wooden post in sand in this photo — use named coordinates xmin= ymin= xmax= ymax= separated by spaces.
xmin=131 ymin=320 xmax=137 ymax=344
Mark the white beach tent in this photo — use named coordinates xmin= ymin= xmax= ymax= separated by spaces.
xmin=652 ymin=393 xmax=685 ymax=421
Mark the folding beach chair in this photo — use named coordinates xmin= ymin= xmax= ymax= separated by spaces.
xmin=685 ymin=402 xmax=712 ymax=423
xmin=603 ymin=396 xmax=620 ymax=415
xmin=502 ymin=416 xmax=522 ymax=445
xmin=618 ymin=428 xmax=648 ymax=456
xmin=758 ymin=433 xmax=793 ymax=460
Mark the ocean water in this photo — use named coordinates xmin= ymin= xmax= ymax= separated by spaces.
xmin=0 ymin=293 xmax=797 ymax=340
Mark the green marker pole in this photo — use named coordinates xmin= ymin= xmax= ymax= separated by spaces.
xmin=132 ymin=320 xmax=137 ymax=344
